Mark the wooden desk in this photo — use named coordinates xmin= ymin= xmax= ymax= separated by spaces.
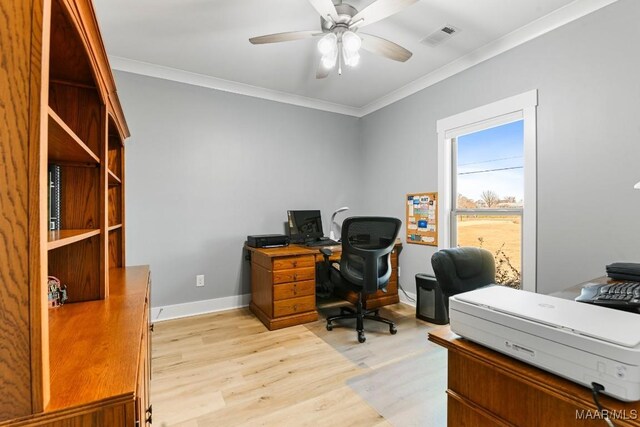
xmin=429 ymin=278 xmax=640 ymax=427
xmin=246 ymin=242 xmax=402 ymax=330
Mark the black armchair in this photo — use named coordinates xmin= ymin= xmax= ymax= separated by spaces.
xmin=430 ymin=247 xmax=496 ymax=311
xmin=321 ymin=216 xmax=402 ymax=343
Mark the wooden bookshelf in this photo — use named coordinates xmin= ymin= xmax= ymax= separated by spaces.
xmin=47 ymin=229 xmax=101 ymax=250
xmin=48 ymin=108 xmax=100 ymax=165
xmin=108 ymin=169 xmax=122 ymax=186
xmin=0 ymin=0 xmax=149 ymax=425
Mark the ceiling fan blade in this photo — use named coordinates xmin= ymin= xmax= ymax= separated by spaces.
xmin=360 ymin=33 xmax=412 ymax=62
xmin=249 ymin=31 xmax=321 ymax=45
xmin=307 ymin=0 xmax=339 ymax=22
xmin=351 ymin=0 xmax=419 ymax=28
xmin=316 ymin=62 xmax=330 ymax=79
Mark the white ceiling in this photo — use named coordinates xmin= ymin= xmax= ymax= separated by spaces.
xmin=94 ymin=0 xmax=602 ymax=112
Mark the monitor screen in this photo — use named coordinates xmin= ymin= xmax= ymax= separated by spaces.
xmin=287 ymin=210 xmax=323 ymax=243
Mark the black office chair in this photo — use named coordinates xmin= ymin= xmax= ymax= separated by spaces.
xmin=320 ymin=216 xmax=402 ymax=343
xmin=430 ymin=247 xmax=496 ymax=312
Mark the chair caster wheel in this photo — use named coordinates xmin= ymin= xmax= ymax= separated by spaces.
xmin=390 ymin=326 xmax=397 ymax=335
xmin=358 ymin=332 xmax=366 ymax=343
xmin=326 ymin=324 xmax=333 ymax=331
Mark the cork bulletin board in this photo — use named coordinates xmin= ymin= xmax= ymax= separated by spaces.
xmin=406 ymin=192 xmax=438 ymax=246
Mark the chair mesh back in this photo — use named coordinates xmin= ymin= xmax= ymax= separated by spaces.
xmin=340 ymin=217 xmax=402 ymax=293
xmin=345 ymin=219 xmax=399 ymax=250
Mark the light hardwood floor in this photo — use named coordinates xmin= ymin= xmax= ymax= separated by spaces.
xmin=151 ymin=303 xmax=447 ymax=427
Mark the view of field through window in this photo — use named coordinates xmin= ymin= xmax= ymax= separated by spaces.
xmin=455 ymin=120 xmax=524 ymax=288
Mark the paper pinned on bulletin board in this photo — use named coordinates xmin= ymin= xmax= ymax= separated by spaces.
xmin=406 ymin=192 xmax=438 ymax=246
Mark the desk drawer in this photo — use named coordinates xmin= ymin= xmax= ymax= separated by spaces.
xmin=273 ymin=267 xmax=314 ymax=284
xmin=274 ymin=295 xmax=316 ymax=317
xmin=274 ymin=280 xmax=315 ymax=301
xmin=272 ymin=255 xmax=315 ymax=271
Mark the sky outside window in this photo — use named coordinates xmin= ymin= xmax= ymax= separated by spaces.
xmin=457 ymin=120 xmax=524 ymax=204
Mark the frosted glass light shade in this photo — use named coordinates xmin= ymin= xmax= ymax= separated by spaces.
xmin=317 ymin=33 xmax=337 ymax=55
xmin=635 ymin=181 xmax=640 ymax=189
xmin=342 ymin=47 xmax=360 ymax=67
xmin=342 ymin=31 xmax=361 ymax=53
xmin=321 ymin=49 xmax=338 ymax=68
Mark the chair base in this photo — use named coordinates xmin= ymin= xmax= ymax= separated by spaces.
xmin=326 ymin=294 xmax=397 ymax=343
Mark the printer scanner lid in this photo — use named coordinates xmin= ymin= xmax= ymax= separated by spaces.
xmin=453 ymin=286 xmax=640 ymax=348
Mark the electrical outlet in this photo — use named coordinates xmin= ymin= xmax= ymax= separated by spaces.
xmin=196 ymin=275 xmax=205 ymax=287
xmin=398 ymin=267 xmax=401 ymax=278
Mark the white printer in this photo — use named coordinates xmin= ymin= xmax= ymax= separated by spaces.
xmin=449 ymin=286 xmax=640 ymax=402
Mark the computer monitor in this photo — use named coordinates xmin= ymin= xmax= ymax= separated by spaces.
xmin=287 ymin=210 xmax=324 ymax=243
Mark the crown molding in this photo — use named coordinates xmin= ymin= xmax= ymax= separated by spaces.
xmin=358 ymin=0 xmax=619 ymax=116
xmin=109 ymin=0 xmax=618 ymax=119
xmin=109 ymin=56 xmax=362 ymax=117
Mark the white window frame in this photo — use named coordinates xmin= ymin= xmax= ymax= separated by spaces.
xmin=436 ymin=90 xmax=538 ymax=292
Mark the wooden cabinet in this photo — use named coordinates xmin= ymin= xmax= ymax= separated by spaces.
xmin=247 ymin=243 xmax=403 ymax=330
xmin=249 ymin=247 xmax=319 ymax=330
xmin=5 ymin=268 xmax=152 ymax=427
xmin=429 ymin=327 xmax=640 ymax=427
xmin=0 ymin=0 xmax=149 ymax=425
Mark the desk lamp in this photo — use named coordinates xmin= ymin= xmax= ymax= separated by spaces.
xmin=329 ymin=207 xmax=349 ymax=241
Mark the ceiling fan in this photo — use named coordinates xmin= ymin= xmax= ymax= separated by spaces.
xmin=249 ymin=0 xmax=418 ymax=79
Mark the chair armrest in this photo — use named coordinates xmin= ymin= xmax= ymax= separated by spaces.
xmin=320 ymin=248 xmax=333 ymax=257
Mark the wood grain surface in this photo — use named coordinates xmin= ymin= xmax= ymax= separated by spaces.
xmin=429 ymin=327 xmax=640 ymax=426
xmin=107 ymin=185 xmax=122 ymax=226
xmin=107 ymin=130 xmax=122 ymax=176
xmin=28 ymin=0 xmax=51 ymax=413
xmin=48 ymin=235 xmax=101 ymax=302
xmin=148 ymin=303 xmax=437 ymax=426
xmin=48 ymin=83 xmax=102 ymax=157
xmin=46 ymin=266 xmax=149 ymax=411
xmin=48 ymin=0 xmax=94 ymax=87
xmin=0 ymin=0 xmax=39 ymax=419
xmin=47 ymin=108 xmax=99 ymax=165
xmin=59 ymin=166 xmax=100 ymax=230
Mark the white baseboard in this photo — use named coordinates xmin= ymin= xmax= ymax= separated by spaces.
xmin=399 ymin=290 xmax=417 ymax=308
xmin=151 ymin=294 xmax=251 ymax=322
xmin=151 ymin=290 xmax=416 ymax=322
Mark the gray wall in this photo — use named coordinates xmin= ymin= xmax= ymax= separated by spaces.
xmin=115 ymin=72 xmax=363 ymax=307
xmin=359 ymin=0 xmax=640 ymax=294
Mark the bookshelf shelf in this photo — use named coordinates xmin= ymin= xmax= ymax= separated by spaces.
xmin=108 ymin=224 xmax=122 ymax=231
xmin=48 ymin=107 xmax=100 ymax=165
xmin=108 ymin=169 xmax=122 ymax=186
xmin=47 ymin=229 xmax=101 ymax=251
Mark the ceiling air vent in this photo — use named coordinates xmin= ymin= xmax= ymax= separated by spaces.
xmin=421 ymin=25 xmax=461 ymax=47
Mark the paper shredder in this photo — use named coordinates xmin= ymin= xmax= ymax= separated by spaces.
xmin=415 ymin=273 xmax=449 ymax=324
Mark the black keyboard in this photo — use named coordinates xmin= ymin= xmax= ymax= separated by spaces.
xmin=306 ymin=239 xmax=339 ymax=247
xmin=576 ymin=282 xmax=640 ymax=310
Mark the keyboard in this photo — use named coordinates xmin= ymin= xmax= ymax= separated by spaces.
xmin=306 ymin=239 xmax=339 ymax=247
xmin=576 ymin=282 xmax=640 ymax=310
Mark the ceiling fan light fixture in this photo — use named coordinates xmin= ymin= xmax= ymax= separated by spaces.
xmin=317 ymin=33 xmax=337 ymax=55
xmin=342 ymin=46 xmax=360 ymax=67
xmin=321 ymin=49 xmax=338 ymax=68
xmin=342 ymin=30 xmax=362 ymax=53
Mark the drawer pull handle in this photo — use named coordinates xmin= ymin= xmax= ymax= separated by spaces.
xmin=292 ymin=261 xmax=297 ymax=267
xmin=293 ymin=305 xmax=298 ymax=311
xmin=293 ymin=284 xmax=297 ymax=295
xmin=293 ymin=273 xmax=297 ymax=281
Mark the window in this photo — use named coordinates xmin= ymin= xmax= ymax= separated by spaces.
xmin=437 ymin=91 xmax=537 ymax=291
